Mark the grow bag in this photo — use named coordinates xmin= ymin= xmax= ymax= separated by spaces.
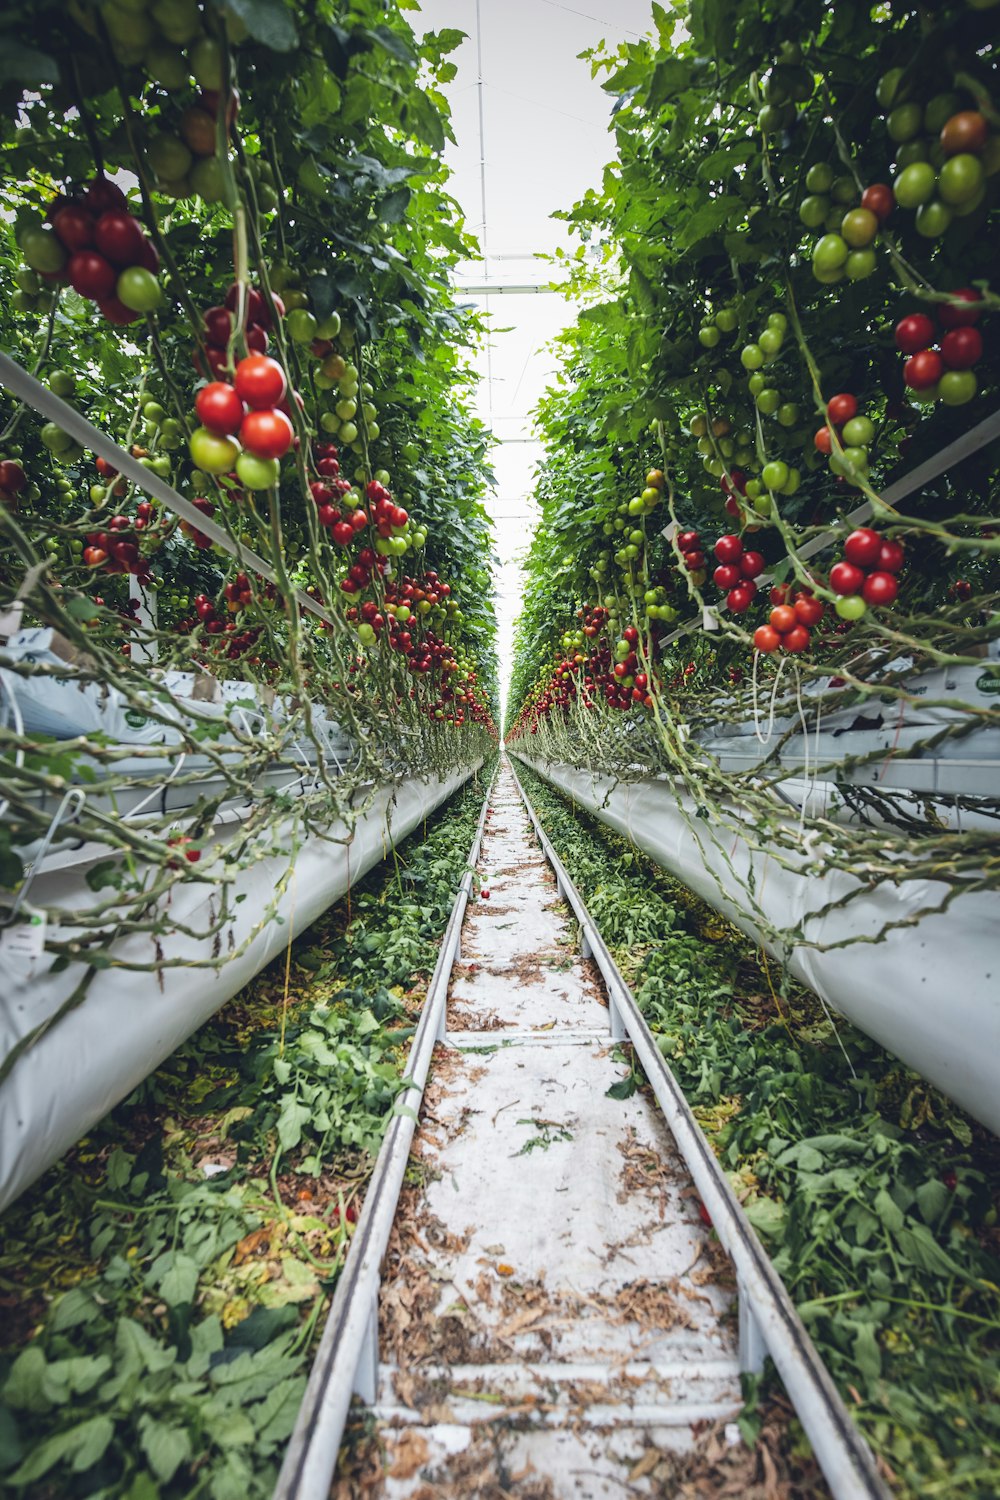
xmin=513 ymin=752 xmax=1000 ymax=1136
xmin=0 ymin=763 xmax=480 ymax=1212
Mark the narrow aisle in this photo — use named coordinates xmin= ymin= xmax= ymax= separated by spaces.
xmin=353 ymin=761 xmax=741 ymax=1498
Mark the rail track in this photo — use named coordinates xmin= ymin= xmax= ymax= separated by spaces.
xmin=274 ymin=758 xmax=890 ymax=1500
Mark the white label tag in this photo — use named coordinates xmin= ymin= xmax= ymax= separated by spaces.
xmin=0 ymin=908 xmax=48 ymax=962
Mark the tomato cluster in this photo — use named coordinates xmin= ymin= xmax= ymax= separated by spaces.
xmin=712 ymin=533 xmax=765 ymax=613
xmin=82 ymin=501 xmax=162 ymax=581
xmin=896 ymin=290 xmax=984 ymax=407
xmin=754 ymin=589 xmax=825 ymax=655
xmin=191 ymin=353 xmax=294 ymax=491
xmin=829 ymin=528 xmax=906 ymax=618
xmin=19 ymin=176 xmax=162 ymax=324
xmin=814 ymin=392 xmax=876 ymax=486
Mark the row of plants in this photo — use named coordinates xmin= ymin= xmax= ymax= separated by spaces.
xmin=0 ymin=0 xmax=498 ymax=1016
xmin=0 ymin=762 xmax=494 ymax=1498
xmin=515 ymin=761 xmax=1000 ymax=1498
xmin=505 ymin=0 xmax=999 ymax=943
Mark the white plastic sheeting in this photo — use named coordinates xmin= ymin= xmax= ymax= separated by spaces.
xmin=0 ymin=764 xmax=479 ymax=1211
xmin=514 ymin=753 xmax=1000 ymax=1136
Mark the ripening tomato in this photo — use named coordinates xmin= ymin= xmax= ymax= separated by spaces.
xmin=203 ymin=305 xmax=233 ymax=345
xmin=0 ymin=460 xmax=26 ymax=494
xmin=677 ymin=530 xmax=700 ymax=551
xmin=941 ymin=326 xmax=983 ymax=369
xmin=246 ymin=324 xmax=269 ymax=353
xmin=794 ymin=595 xmax=824 ymax=627
xmin=225 ymin=284 xmax=267 ymax=324
xmin=904 ymin=348 xmax=944 ymax=390
xmin=940 ymin=111 xmax=988 ymax=157
xmin=814 ymin=426 xmax=833 ymax=455
xmin=860 ymin=183 xmax=895 ymax=221
xmin=234 ymin=354 xmax=286 ymax=409
xmin=94 ymin=210 xmax=147 ymax=267
xmin=714 ymin=563 xmax=742 ymax=590
xmin=195 ymin=381 xmax=245 ymax=435
xmin=844 ymin=527 xmax=882 ymax=568
xmin=829 ymin=560 xmax=865 ymax=595
xmin=769 ymin=605 xmax=796 ymax=633
xmin=826 ymin=392 xmax=858 ymax=425
xmin=783 ymin=624 xmax=811 ymax=653
xmin=938 ymin=288 xmax=982 ymax=329
xmin=877 ymin=539 xmax=905 ymax=573
xmin=740 ymin=550 xmax=765 ymax=579
xmin=68 ymin=249 xmax=117 ymax=300
xmin=189 ymin=424 xmax=239 ymax=475
xmin=894 ymin=313 xmax=936 ymax=354
xmin=98 ymin=295 xmax=143 ymax=325
xmin=769 ymin=583 xmax=790 ymax=605
xmin=239 ymin=407 xmax=293 ymax=460
xmin=754 ymin=625 xmax=781 ymax=653
xmin=862 ymin=570 xmax=899 ymax=607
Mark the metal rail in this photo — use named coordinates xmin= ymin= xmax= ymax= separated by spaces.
xmin=273 ymin=779 xmax=494 ymax=1500
xmin=507 ymin=759 xmax=891 ymax=1500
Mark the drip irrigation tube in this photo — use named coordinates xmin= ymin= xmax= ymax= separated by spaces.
xmin=273 ymin=779 xmax=493 ymax=1500
xmin=511 ymin=751 xmax=1000 ymax=1136
xmin=0 ymin=763 xmax=481 ymax=1212
xmin=507 ymin=759 xmax=890 ymax=1500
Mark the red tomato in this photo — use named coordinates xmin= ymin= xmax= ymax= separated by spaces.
xmin=714 ymin=563 xmax=741 ymax=590
xmin=94 ymin=210 xmax=147 ymax=267
xmin=830 ymin=560 xmax=865 ymax=595
xmin=941 ymin=326 xmax=983 ymax=370
xmin=826 ymin=393 xmax=858 ymax=425
xmin=769 ymin=604 xmax=796 ymax=633
xmin=331 ymin=521 xmax=354 ymax=545
xmin=350 ymin=509 xmax=369 ymax=532
xmin=676 ymin=530 xmax=700 ymax=550
xmin=240 ymin=407 xmax=293 ymax=460
xmin=877 ymin=539 xmax=905 ymax=574
xmin=727 ymin=583 xmax=756 ymax=613
xmin=861 ymin=183 xmax=895 ymax=221
xmin=234 ymin=354 xmax=286 ymax=409
xmin=783 ymin=624 xmax=811 ymax=653
xmin=98 ymin=295 xmax=143 ymax=325
xmin=52 ymin=204 xmax=95 ymax=251
xmin=843 ymin=527 xmax=882 ymax=568
xmin=225 ymin=284 xmax=267 ymax=325
xmin=862 ymin=570 xmax=899 ymax=607
xmin=246 ymin=324 xmax=269 ymax=353
xmin=85 ymin=176 xmax=128 ymax=214
xmin=740 ymin=550 xmax=765 ymax=579
xmin=894 ymin=313 xmax=936 ymax=354
xmin=0 ymin=460 xmax=26 ymax=494
xmin=195 ymin=382 xmax=245 ymax=435
xmin=69 ymin=249 xmax=117 ymax=300
xmin=714 ymin=533 xmax=744 ymax=564
xmin=938 ymin=288 xmax=982 ymax=329
xmin=136 ymin=235 xmax=159 ymax=274
xmin=904 ymin=349 xmax=944 ymax=390
xmin=794 ymin=595 xmax=824 ymax=627
xmin=683 ymin=550 xmax=707 ymax=571
xmin=814 ymin=426 xmax=833 ymax=454
xmin=769 ymin=583 xmax=790 ymax=605
xmin=754 ymin=625 xmax=781 ymax=653
xmin=203 ymin=305 xmax=233 ymax=345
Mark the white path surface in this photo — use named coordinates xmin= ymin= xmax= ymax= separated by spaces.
xmin=354 ymin=764 xmax=741 ymax=1497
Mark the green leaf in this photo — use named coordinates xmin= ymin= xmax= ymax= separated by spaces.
xmin=2 ymin=1346 xmax=49 ymax=1413
xmin=0 ymin=1405 xmax=24 ymax=1473
xmin=915 ymin=1178 xmax=951 ymax=1226
xmin=8 ymin=1415 xmax=114 ymax=1484
xmin=50 ymin=1287 xmax=101 ymax=1332
xmin=0 ymin=39 xmax=59 ymax=86
xmin=116 ymin=1318 xmax=178 ymax=1376
xmin=853 ymin=1322 xmax=882 ymax=1382
xmin=354 ymin=1009 xmax=380 ymax=1037
xmin=277 ymin=1098 xmax=311 ymax=1151
xmin=873 ymin=1186 xmax=905 ymax=1233
xmin=157 ymin=1254 xmax=200 ymax=1306
xmin=606 ymin=1075 xmax=637 ymax=1100
xmin=138 ymin=1415 xmax=192 ymax=1484
xmin=646 ymin=57 xmax=690 ymax=110
xmin=224 ymin=0 xmax=298 ymax=52
xmin=378 ymin=186 xmax=411 ymax=224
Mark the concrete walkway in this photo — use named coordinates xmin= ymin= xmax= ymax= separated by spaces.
xmin=359 ymin=762 xmax=741 ymax=1497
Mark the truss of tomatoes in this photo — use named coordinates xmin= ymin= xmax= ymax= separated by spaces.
xmin=895 ymin=289 xmax=984 ymax=406
xmin=191 ymin=351 xmax=296 ymax=492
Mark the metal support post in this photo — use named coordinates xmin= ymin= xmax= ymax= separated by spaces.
xmin=738 ymin=1282 xmax=767 ymax=1374
xmin=352 ymin=1292 xmax=380 ymax=1404
xmin=608 ymin=995 xmax=627 ymax=1043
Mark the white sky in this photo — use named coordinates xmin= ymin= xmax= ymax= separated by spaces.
xmin=416 ymin=0 xmax=657 ymax=711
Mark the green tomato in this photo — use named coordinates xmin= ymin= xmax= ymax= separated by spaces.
xmin=40 ymin=421 xmax=73 ymax=453
xmin=339 ymin=421 xmax=358 ymax=444
xmin=117 ymin=267 xmax=163 ymax=312
xmin=758 ymin=327 xmax=783 ymax=358
xmin=845 ymin=248 xmax=877 ymax=280
xmin=952 ymin=185 xmax=986 ymax=218
xmin=798 ymin=194 xmax=829 ymax=228
xmin=805 ymin=162 xmax=835 ymax=193
xmin=699 ymin=325 xmax=721 ymax=348
xmin=357 ymin=622 xmax=376 ymax=645
xmin=762 ymin=459 xmax=789 ymax=491
xmin=741 ymin=343 xmax=764 ymax=370
xmin=191 ymin=38 xmax=223 ymax=90
xmin=924 ymin=92 xmax=963 ymax=133
xmin=877 ymin=68 xmax=907 ymax=109
xmin=336 ymin=398 xmax=357 ymax=421
xmin=20 ymin=226 xmax=66 ymax=275
xmin=842 ymin=207 xmax=878 ymax=247
xmin=147 ymin=134 xmax=192 ymax=181
xmin=49 ymin=370 xmax=75 ymax=398
xmin=842 ymin=415 xmax=875 ymax=447
xmin=315 ymin=312 xmax=342 ymax=339
xmin=756 ymin=388 xmax=781 ymax=416
xmin=753 ymin=492 xmax=773 ymax=516
xmin=835 ymin=594 xmax=868 ymax=620
xmin=782 ymin=466 xmax=801 ymax=494
xmin=747 ymin=372 xmax=766 ymax=396
xmin=777 ymin=402 xmax=799 ymax=427
xmin=191 ymin=155 xmax=227 ymax=204
xmin=715 ymin=307 xmax=738 ymax=332
xmin=831 ymin=175 xmax=856 ymax=205
xmin=895 ymin=139 xmax=929 ymax=170
xmin=938 ymin=369 xmax=977 ymax=406
xmin=236 ymin=451 xmax=281 ymax=490
xmin=145 ymin=44 xmax=189 ymax=91
xmin=812 ymin=233 xmax=849 ymax=272
xmin=188 ymin=426 xmax=238 ymax=474
xmin=914 ymin=199 xmax=953 ymax=238
xmin=893 ymin=161 xmax=937 ymax=208
xmin=939 ymin=153 xmax=985 ymax=205
xmin=286 ymin=308 xmax=319 ymax=343
xmin=887 ymin=102 xmax=923 ymax=143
